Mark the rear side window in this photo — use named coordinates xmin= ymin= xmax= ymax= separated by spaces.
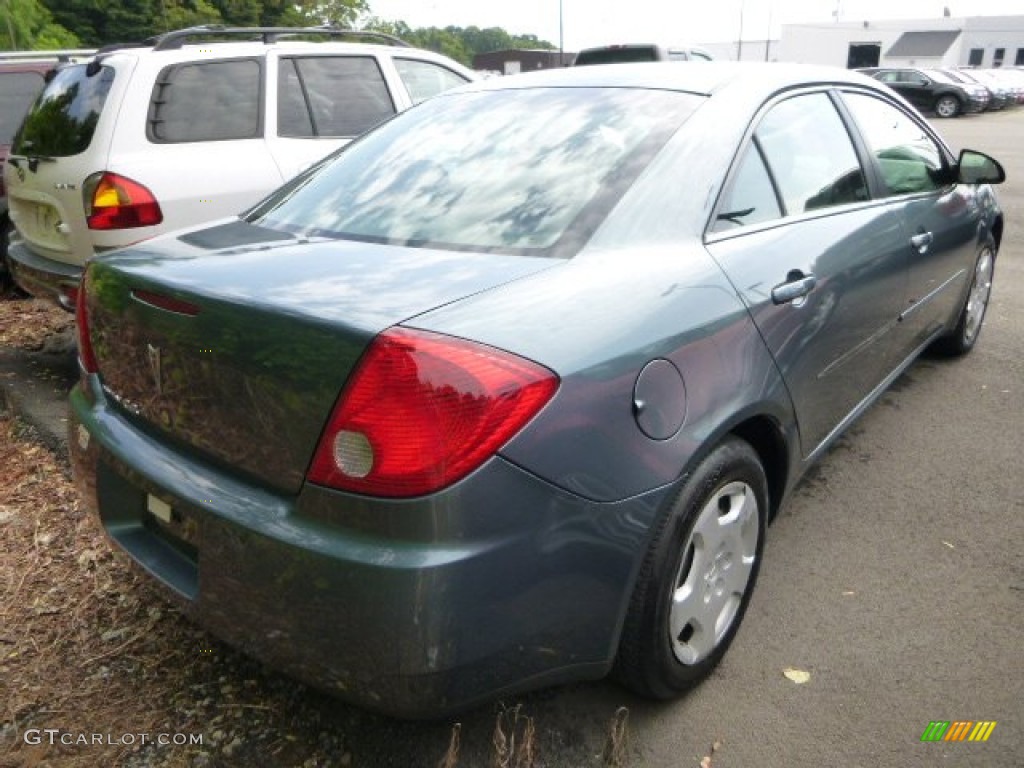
xmin=755 ymin=93 xmax=868 ymax=215
xmin=13 ymin=64 xmax=114 ymax=157
xmin=150 ymin=59 xmax=261 ymax=143
xmin=277 ymin=56 xmax=395 ymax=138
xmin=394 ymin=58 xmax=468 ymax=105
xmin=713 ymin=93 xmax=868 ymax=233
xmin=0 ymin=71 xmax=46 ymax=144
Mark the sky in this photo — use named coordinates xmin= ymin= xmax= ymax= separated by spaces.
xmin=364 ymin=0 xmax=1024 ymax=50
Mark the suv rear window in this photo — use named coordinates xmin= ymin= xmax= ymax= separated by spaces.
xmin=0 ymin=71 xmax=47 ymax=144
xmin=575 ymin=47 xmax=660 ymax=65
xmin=13 ymin=64 xmax=114 ymax=157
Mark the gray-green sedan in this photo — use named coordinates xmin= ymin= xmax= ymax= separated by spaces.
xmin=69 ymin=62 xmax=1005 ymax=718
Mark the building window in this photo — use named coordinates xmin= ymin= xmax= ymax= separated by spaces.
xmin=1016 ymin=48 xmax=1024 ymax=66
xmin=993 ymin=48 xmax=1005 ymax=67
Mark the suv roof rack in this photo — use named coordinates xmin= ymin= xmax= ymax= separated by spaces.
xmin=95 ymin=25 xmax=410 ymax=54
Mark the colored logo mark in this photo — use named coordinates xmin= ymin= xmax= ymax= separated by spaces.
xmin=921 ymin=721 xmax=997 ymax=742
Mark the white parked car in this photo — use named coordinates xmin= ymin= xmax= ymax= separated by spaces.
xmin=3 ymin=26 xmax=475 ymax=308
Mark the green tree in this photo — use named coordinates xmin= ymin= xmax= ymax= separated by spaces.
xmin=360 ymin=18 xmax=555 ymax=66
xmin=45 ymin=0 xmax=152 ymax=45
xmin=1 ymin=0 xmax=79 ymax=49
xmin=209 ymin=0 xmax=261 ymax=26
xmin=157 ymin=0 xmax=223 ymax=33
xmin=294 ymin=0 xmax=369 ymax=27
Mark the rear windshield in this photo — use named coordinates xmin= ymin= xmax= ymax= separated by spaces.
xmin=249 ymin=87 xmax=700 ymax=257
xmin=13 ymin=63 xmax=114 ymax=157
xmin=574 ymin=47 xmax=660 ymax=65
xmin=0 ymin=71 xmax=47 ymax=144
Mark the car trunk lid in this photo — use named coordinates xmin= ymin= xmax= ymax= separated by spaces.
xmin=83 ymin=221 xmax=557 ymax=494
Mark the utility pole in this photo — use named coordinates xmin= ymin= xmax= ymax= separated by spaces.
xmin=559 ymin=0 xmax=565 ymax=66
xmin=737 ymin=0 xmax=745 ymax=61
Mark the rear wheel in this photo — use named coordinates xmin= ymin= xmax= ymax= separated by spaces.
xmin=934 ymin=94 xmax=961 ymax=118
xmin=931 ymin=241 xmax=995 ymax=356
xmin=614 ymin=437 xmax=767 ymax=699
xmin=1 ymin=218 xmax=17 ymax=294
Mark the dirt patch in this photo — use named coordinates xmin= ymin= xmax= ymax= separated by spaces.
xmin=0 ymin=297 xmax=75 ymax=352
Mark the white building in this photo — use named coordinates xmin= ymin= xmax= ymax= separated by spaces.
xmin=778 ymin=15 xmax=1024 ymax=69
xmin=696 ymin=39 xmax=780 ymax=62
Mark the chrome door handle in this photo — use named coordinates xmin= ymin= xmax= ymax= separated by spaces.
xmin=771 ymin=271 xmax=817 ymax=305
xmin=910 ymin=231 xmax=934 ymax=253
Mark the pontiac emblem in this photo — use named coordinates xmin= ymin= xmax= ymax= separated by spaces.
xmin=146 ymin=344 xmax=163 ymax=395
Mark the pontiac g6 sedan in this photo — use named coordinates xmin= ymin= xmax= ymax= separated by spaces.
xmin=69 ymin=63 xmax=1005 ymax=718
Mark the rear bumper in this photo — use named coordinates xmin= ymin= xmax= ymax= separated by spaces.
xmin=69 ymin=375 xmax=667 ymax=718
xmin=7 ymin=240 xmax=82 ymax=309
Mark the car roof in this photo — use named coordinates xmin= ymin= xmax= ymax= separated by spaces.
xmin=462 ymin=61 xmax=882 ymax=98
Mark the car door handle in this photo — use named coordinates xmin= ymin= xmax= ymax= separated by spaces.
xmin=771 ymin=271 xmax=817 ymax=305
xmin=910 ymin=231 xmax=934 ymax=253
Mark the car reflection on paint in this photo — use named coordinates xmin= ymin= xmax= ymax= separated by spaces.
xmin=69 ymin=62 xmax=1005 ymax=718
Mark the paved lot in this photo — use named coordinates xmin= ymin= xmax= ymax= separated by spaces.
xmin=1 ymin=109 xmax=1021 ymax=767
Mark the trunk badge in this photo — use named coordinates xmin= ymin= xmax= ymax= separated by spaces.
xmin=147 ymin=344 xmax=163 ymax=395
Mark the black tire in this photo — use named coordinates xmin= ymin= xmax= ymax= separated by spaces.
xmin=930 ymin=239 xmax=995 ymax=357
xmin=614 ymin=437 xmax=767 ymax=699
xmin=0 ymin=217 xmax=14 ymax=293
xmin=934 ymin=94 xmax=961 ymax=118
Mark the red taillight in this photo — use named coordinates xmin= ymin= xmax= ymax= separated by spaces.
xmin=308 ymin=328 xmax=558 ymax=498
xmin=85 ymin=172 xmax=163 ymax=230
xmin=75 ymin=275 xmax=98 ymax=374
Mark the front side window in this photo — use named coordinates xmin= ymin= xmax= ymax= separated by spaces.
xmin=394 ymin=58 xmax=468 ymax=105
xmin=968 ymin=48 xmax=984 ymax=66
xmin=754 ymin=93 xmax=868 ymax=215
xmin=277 ymin=56 xmax=395 ymax=138
xmin=843 ymin=92 xmax=946 ymax=196
xmin=13 ymin=64 xmax=114 ymax=157
xmin=0 ymin=71 xmax=46 ymax=144
xmin=251 ymin=88 xmax=700 ymax=256
xmin=150 ymin=59 xmax=261 ymax=142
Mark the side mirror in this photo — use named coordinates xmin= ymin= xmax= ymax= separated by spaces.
xmin=957 ymin=149 xmax=1006 ymax=185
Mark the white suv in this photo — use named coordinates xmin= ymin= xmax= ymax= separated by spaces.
xmin=3 ymin=26 xmax=475 ymax=308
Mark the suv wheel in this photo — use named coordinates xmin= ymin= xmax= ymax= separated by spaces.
xmin=934 ymin=94 xmax=961 ymax=118
xmin=1 ymin=218 xmax=17 ymax=294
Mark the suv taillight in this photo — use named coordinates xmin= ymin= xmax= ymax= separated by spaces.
xmin=307 ymin=328 xmax=558 ymax=498
xmin=75 ymin=275 xmax=99 ymax=374
xmin=84 ymin=172 xmax=163 ymax=230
